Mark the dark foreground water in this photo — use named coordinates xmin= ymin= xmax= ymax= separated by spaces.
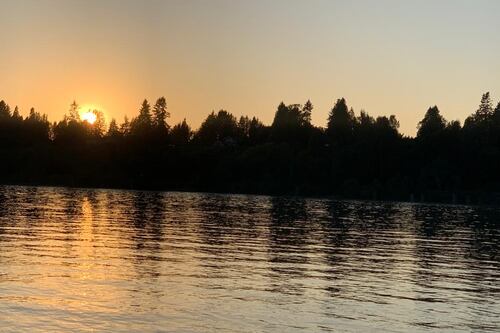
xmin=0 ymin=186 xmax=498 ymax=332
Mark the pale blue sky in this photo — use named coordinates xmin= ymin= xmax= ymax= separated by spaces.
xmin=1 ymin=0 xmax=499 ymax=135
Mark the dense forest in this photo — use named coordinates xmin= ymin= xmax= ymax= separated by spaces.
xmin=1 ymin=93 xmax=500 ymax=204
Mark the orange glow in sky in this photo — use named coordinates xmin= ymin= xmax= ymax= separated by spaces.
xmin=1 ymin=0 xmax=499 ymax=136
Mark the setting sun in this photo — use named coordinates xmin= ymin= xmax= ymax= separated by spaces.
xmin=1 ymin=1 xmax=500 ymax=332
xmin=81 ymin=111 xmax=97 ymax=124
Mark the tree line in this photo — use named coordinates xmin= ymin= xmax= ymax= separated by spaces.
xmin=0 ymin=92 xmax=499 ymax=203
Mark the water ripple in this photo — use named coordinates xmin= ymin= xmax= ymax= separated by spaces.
xmin=0 ymin=186 xmax=498 ymax=332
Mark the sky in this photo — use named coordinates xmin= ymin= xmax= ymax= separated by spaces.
xmin=0 ymin=0 xmax=499 ymax=136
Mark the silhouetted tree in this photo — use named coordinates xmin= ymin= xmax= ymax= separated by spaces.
xmin=465 ymin=92 xmax=493 ymax=127
xmin=238 ymin=116 xmax=251 ymax=138
xmin=0 ymin=100 xmax=11 ymax=118
xmin=1 ymin=93 xmax=500 ymax=202
xmin=170 ymin=119 xmax=192 ymax=145
xmin=130 ymin=99 xmax=152 ymax=137
xmin=107 ymin=118 xmax=120 ymax=137
xmin=152 ymin=96 xmax=170 ymax=131
xmin=12 ymin=106 xmax=22 ymax=121
xmin=302 ymin=100 xmax=313 ymax=124
xmin=24 ymin=107 xmax=50 ymax=142
xmin=327 ymin=98 xmax=356 ymax=144
xmin=52 ymin=102 xmax=89 ymax=144
xmin=121 ymin=116 xmax=131 ymax=135
xmin=272 ymin=102 xmax=311 ymax=129
xmin=68 ymin=100 xmax=80 ymax=122
xmin=248 ymin=117 xmax=267 ymax=144
xmin=91 ymin=109 xmax=106 ymax=137
xmin=271 ymin=101 xmax=313 ymax=144
xmin=195 ymin=110 xmax=240 ymax=145
xmin=417 ymin=106 xmax=446 ymax=139
xmin=493 ymin=102 xmax=500 ymax=127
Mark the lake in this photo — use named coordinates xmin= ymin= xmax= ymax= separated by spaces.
xmin=0 ymin=186 xmax=498 ymax=332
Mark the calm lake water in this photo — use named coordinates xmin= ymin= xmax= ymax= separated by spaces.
xmin=0 ymin=186 xmax=498 ymax=332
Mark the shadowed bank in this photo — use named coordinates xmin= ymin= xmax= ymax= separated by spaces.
xmin=0 ymin=93 xmax=499 ymax=204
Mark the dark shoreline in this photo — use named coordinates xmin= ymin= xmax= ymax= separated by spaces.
xmin=2 ymin=93 xmax=500 ymax=206
xmin=3 ymin=181 xmax=499 ymax=207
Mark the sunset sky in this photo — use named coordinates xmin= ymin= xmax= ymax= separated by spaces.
xmin=1 ymin=0 xmax=499 ymax=135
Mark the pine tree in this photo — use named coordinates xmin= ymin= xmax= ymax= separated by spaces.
xmin=170 ymin=119 xmax=192 ymax=145
xmin=0 ymin=100 xmax=11 ymax=118
xmin=68 ymin=100 xmax=80 ymax=122
xmin=12 ymin=106 xmax=22 ymax=121
xmin=107 ymin=118 xmax=120 ymax=137
xmin=152 ymin=97 xmax=170 ymax=130
xmin=476 ymin=92 xmax=493 ymax=122
xmin=137 ymin=99 xmax=152 ymax=126
xmin=92 ymin=109 xmax=106 ymax=137
xmin=464 ymin=92 xmax=494 ymax=129
xmin=327 ymin=98 xmax=355 ymax=141
xmin=131 ymin=99 xmax=152 ymax=136
xmin=302 ymin=99 xmax=313 ymax=125
xmin=417 ymin=106 xmax=446 ymax=138
xmin=120 ymin=116 xmax=131 ymax=135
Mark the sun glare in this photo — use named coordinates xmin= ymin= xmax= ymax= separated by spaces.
xmin=81 ymin=111 xmax=97 ymax=124
xmin=79 ymin=104 xmax=104 ymax=124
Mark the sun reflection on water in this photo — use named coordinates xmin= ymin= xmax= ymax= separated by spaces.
xmin=0 ymin=187 xmax=498 ymax=332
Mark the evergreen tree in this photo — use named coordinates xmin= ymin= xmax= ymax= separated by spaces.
xmin=131 ymin=99 xmax=152 ymax=136
xmin=68 ymin=100 xmax=80 ymax=122
xmin=271 ymin=101 xmax=312 ymax=143
xmin=107 ymin=118 xmax=120 ymax=137
xmin=120 ymin=116 xmax=131 ymax=135
xmin=248 ymin=117 xmax=266 ymax=144
xmin=138 ymin=99 xmax=152 ymax=125
xmin=92 ymin=109 xmax=106 ymax=137
xmin=492 ymin=102 xmax=500 ymax=125
xmin=12 ymin=106 xmax=22 ymax=121
xmin=196 ymin=110 xmax=239 ymax=145
xmin=170 ymin=119 xmax=192 ymax=145
xmin=272 ymin=102 xmax=290 ymax=128
xmin=327 ymin=98 xmax=356 ymax=142
xmin=417 ymin=106 xmax=446 ymax=138
xmin=152 ymin=97 xmax=170 ymax=130
xmin=238 ymin=116 xmax=251 ymax=139
xmin=464 ymin=92 xmax=493 ymax=128
xmin=476 ymin=92 xmax=493 ymax=122
xmin=302 ymin=99 xmax=313 ymax=125
xmin=0 ymin=100 xmax=11 ymax=118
